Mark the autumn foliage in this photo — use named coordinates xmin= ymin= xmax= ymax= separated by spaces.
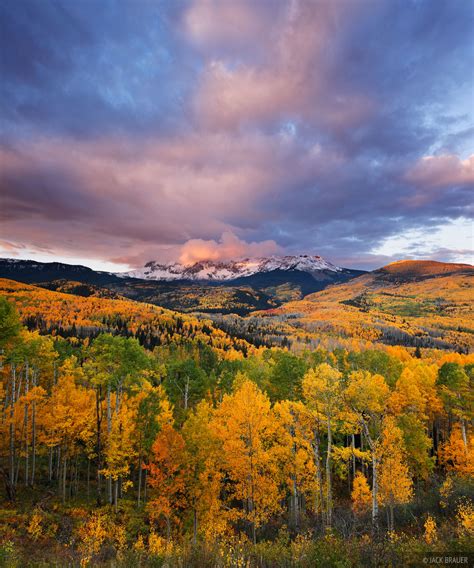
xmin=0 ymin=286 xmax=473 ymax=566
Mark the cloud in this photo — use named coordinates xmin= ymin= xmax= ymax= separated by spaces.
xmin=184 ymin=0 xmax=275 ymax=52
xmin=0 ymin=240 xmax=26 ymax=255
xmin=178 ymin=231 xmax=282 ymax=264
xmin=0 ymin=0 xmax=473 ymax=270
xmin=405 ymin=154 xmax=474 ymax=188
xmin=0 ymin=131 xmax=343 ymax=266
xmin=402 ymin=154 xmax=474 ymax=212
xmin=191 ymin=0 xmax=374 ymax=132
xmin=1 ymin=126 xmax=472 ymax=269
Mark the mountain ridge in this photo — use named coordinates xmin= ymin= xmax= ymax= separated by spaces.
xmin=0 ymin=258 xmax=121 ymax=285
xmin=125 ymin=254 xmax=344 ymax=281
xmin=0 ymin=255 xmax=364 ymax=315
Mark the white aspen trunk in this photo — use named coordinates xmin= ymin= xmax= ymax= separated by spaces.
xmin=326 ymin=416 xmax=333 ymax=527
xmin=9 ymin=364 xmax=16 ymax=499
xmin=352 ymin=434 xmax=356 ymax=478
xmin=48 ymin=446 xmax=53 ymax=482
xmin=114 ymin=478 xmax=119 ymax=513
xmin=62 ymin=454 xmax=67 ymax=503
xmin=56 ymin=446 xmax=61 ymax=480
xmin=184 ymin=376 xmax=189 ymax=410
xmin=24 ymin=362 xmax=29 ymax=486
xmin=107 ymin=384 xmax=112 ymax=504
xmin=292 ymin=476 xmax=299 ymax=532
xmin=461 ymin=420 xmax=468 ymax=451
xmin=360 ymin=420 xmax=379 ymax=533
xmin=96 ymin=386 xmax=103 ymax=506
xmin=372 ymin=451 xmax=379 ymax=531
xmin=31 ymin=369 xmax=37 ymax=486
xmin=313 ymin=428 xmax=324 ymax=520
xmin=143 ymin=468 xmax=147 ymax=502
xmin=193 ymin=509 xmax=198 ymax=545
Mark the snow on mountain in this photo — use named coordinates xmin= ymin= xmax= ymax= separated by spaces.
xmin=124 ymin=255 xmax=342 ymax=282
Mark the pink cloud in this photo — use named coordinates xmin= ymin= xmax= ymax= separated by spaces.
xmin=178 ymin=231 xmax=282 ymax=265
xmin=405 ymin=154 xmax=474 ymax=188
xmin=0 ymin=240 xmax=26 ymax=255
xmin=190 ymin=0 xmax=373 ymax=131
xmin=184 ymin=0 xmax=274 ymax=50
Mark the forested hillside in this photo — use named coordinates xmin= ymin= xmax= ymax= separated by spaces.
xmin=0 ymin=280 xmax=473 ymax=566
xmin=0 ymin=279 xmax=254 ymax=355
xmin=246 ymin=261 xmax=474 ymax=354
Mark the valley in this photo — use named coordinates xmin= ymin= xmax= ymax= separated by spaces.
xmin=2 ymin=257 xmax=471 ymax=354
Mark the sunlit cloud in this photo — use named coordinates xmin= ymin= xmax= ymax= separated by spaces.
xmin=405 ymin=154 xmax=474 ymax=188
xmin=178 ymin=231 xmax=282 ymax=265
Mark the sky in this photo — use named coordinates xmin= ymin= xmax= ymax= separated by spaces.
xmin=1 ymin=0 xmax=473 ymax=271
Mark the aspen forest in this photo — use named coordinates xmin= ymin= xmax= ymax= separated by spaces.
xmin=0 ymin=290 xmax=473 ymax=567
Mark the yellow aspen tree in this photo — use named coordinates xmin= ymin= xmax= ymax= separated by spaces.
xmin=424 ymin=515 xmax=437 ymax=544
xmin=345 ymin=370 xmax=390 ymax=532
xmin=24 ymin=333 xmax=58 ymax=487
xmin=437 ymin=363 xmax=473 ymax=452
xmin=182 ymin=400 xmax=227 ymax=542
xmin=388 ymin=364 xmax=440 ymax=480
xmin=351 ymin=471 xmax=372 ymax=514
xmin=378 ymin=416 xmax=413 ymax=531
xmin=102 ymin=394 xmax=138 ymax=511
xmin=213 ymin=377 xmax=281 ymax=544
xmin=302 ymin=363 xmax=342 ymax=527
xmin=40 ymin=360 xmax=94 ymax=502
xmin=273 ymin=399 xmax=316 ymax=532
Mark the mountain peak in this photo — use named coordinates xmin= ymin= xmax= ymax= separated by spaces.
xmin=125 ymin=254 xmax=342 ymax=281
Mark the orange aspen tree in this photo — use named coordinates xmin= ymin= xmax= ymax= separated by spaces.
xmin=134 ymin=381 xmax=172 ymax=506
xmin=438 ymin=425 xmax=474 ymax=478
xmin=147 ymin=424 xmax=187 ymax=539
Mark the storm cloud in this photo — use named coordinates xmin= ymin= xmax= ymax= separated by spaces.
xmin=1 ymin=0 xmax=473 ymax=269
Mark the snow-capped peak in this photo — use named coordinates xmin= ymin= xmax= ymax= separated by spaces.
xmin=123 ymin=254 xmax=341 ymax=282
